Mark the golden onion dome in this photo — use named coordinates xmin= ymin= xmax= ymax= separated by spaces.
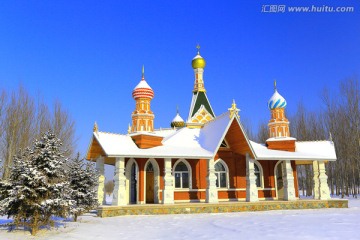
xmin=171 ymin=111 xmax=185 ymax=128
xmin=191 ymin=45 xmax=206 ymax=69
xmin=192 ymin=55 xmax=206 ymax=69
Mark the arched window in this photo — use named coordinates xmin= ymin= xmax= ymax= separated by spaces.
xmin=215 ymin=160 xmax=228 ymax=188
xmin=174 ymin=161 xmax=190 ymax=188
xmin=254 ymin=162 xmax=262 ymax=188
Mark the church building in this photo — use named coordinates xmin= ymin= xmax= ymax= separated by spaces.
xmin=86 ymin=47 xmax=336 ymax=206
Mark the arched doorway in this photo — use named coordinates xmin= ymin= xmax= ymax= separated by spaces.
xmin=144 ymin=159 xmax=160 ymax=204
xmin=125 ymin=159 xmax=139 ymax=204
xmin=146 ymin=162 xmax=154 ymax=203
xmin=275 ymin=161 xmax=284 ymax=200
xmin=130 ymin=162 xmax=137 ymax=204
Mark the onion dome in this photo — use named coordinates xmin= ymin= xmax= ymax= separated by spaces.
xmin=171 ymin=109 xmax=185 ymax=128
xmin=268 ymin=81 xmax=287 ymax=109
xmin=191 ymin=45 xmax=206 ymax=69
xmin=132 ymin=66 xmax=154 ymax=99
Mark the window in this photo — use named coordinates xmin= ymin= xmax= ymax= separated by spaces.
xmin=220 ymin=140 xmax=229 ymax=148
xmin=174 ymin=161 xmax=189 ymax=188
xmin=215 ymin=161 xmax=227 ymax=188
xmin=254 ymin=163 xmax=261 ymax=188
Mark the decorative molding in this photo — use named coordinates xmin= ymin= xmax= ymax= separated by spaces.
xmin=206 ymin=158 xmax=218 ymax=203
xmin=112 ymin=157 xmax=127 ymax=206
xmin=163 ymin=158 xmax=174 ymax=204
xmin=96 ymin=156 xmax=106 ymax=205
xmin=282 ymin=160 xmax=296 ymax=201
xmin=246 ymin=153 xmax=259 ymax=202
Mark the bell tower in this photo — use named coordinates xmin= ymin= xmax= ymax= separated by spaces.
xmin=267 ymin=80 xmax=290 ymax=138
xmin=187 ymin=45 xmax=215 ymax=127
xmin=266 ymin=81 xmax=295 ymax=152
xmin=131 ymin=66 xmax=155 ymax=132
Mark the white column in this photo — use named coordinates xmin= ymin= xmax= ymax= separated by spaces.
xmin=162 ymin=158 xmax=174 ymax=204
xmin=246 ymin=153 xmax=259 ymax=202
xmin=282 ymin=160 xmax=296 ymax=201
xmin=313 ymin=161 xmax=320 ymax=200
xmin=96 ymin=156 xmax=106 ymax=205
xmin=318 ymin=161 xmax=331 ymax=200
xmin=206 ymin=158 xmax=218 ymax=203
xmin=112 ymin=157 xmax=127 ymax=206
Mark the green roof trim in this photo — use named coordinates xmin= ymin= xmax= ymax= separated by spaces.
xmin=191 ymin=92 xmax=215 ymax=118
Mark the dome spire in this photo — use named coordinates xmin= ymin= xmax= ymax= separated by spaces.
xmin=142 ymin=65 xmax=145 ymax=80
xmin=196 ymin=44 xmax=200 ymax=55
xmin=274 ymin=79 xmax=277 ymax=91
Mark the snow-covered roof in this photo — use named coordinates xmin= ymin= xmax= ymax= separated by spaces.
xmin=199 ymin=112 xmax=231 ymax=153
xmin=250 ymin=140 xmax=336 ymax=161
xmin=133 ymin=79 xmax=152 ymax=90
xmin=171 ymin=113 xmax=184 ymax=123
xmin=93 ymin=128 xmax=213 ymax=159
xmin=266 ymin=137 xmax=297 ymax=142
xmin=88 ymin=112 xmax=337 ymax=162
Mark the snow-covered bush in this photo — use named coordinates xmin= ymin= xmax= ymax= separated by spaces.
xmin=0 ymin=131 xmax=73 ymax=235
xmin=68 ymin=154 xmax=98 ymax=222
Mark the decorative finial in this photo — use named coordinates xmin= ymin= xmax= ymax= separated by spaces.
xmin=142 ymin=65 xmax=145 ymax=79
xmin=176 ymin=105 xmax=179 ymax=114
xmin=228 ymin=99 xmax=240 ymax=119
xmin=274 ymin=79 xmax=277 ymax=91
xmin=329 ymin=132 xmax=333 ymax=142
xmin=128 ymin=123 xmax=131 ymax=134
xmin=196 ymin=44 xmax=200 ymax=54
xmin=93 ymin=121 xmax=98 ymax=132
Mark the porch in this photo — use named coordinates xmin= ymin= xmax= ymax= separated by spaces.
xmin=97 ymin=199 xmax=348 ymax=217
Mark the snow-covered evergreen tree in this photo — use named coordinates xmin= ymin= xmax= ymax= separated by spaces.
xmin=0 ymin=131 xmax=73 ymax=235
xmin=68 ymin=154 xmax=98 ymax=222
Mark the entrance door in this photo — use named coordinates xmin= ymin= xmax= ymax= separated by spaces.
xmin=146 ymin=162 xmax=155 ymax=203
xmin=276 ymin=162 xmax=284 ymax=200
xmin=130 ymin=163 xmax=137 ymax=204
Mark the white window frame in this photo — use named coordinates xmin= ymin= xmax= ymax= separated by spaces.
xmin=214 ymin=159 xmax=229 ymax=189
xmin=254 ymin=160 xmax=264 ymax=188
xmin=173 ymin=159 xmax=192 ymax=189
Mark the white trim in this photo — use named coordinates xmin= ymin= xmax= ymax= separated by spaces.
xmin=274 ymin=160 xmax=282 ymax=200
xmin=173 ymin=159 xmax=192 ymax=189
xmin=174 ymin=188 xmax=276 ymax=192
xmin=254 ymin=160 xmax=264 ymax=188
xmin=174 ymin=189 xmax=206 ymax=192
xmin=144 ymin=158 xmax=160 ymax=204
xmin=125 ymin=158 xmax=139 ymax=204
xmin=187 ymin=93 xmax=198 ymax=122
xmin=173 ymin=197 xmax=277 ymax=203
xmin=175 ymin=199 xmax=205 ymax=203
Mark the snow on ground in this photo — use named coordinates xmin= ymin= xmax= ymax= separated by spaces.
xmin=1 ymin=197 xmax=359 ymax=240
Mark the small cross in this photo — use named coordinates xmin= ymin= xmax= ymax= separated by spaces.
xmin=196 ymin=44 xmax=200 ymax=54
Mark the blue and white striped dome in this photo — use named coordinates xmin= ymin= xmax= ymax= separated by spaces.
xmin=268 ymin=89 xmax=287 ymax=109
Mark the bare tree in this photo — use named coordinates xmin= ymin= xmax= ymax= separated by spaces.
xmin=1 ymin=86 xmax=77 ymax=179
xmin=105 ymin=180 xmax=115 ymax=196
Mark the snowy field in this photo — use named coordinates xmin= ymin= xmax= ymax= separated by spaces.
xmin=1 ymin=197 xmax=359 ymax=240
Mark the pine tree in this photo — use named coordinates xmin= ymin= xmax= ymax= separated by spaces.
xmin=0 ymin=131 xmax=73 ymax=235
xmin=68 ymin=154 xmax=98 ymax=222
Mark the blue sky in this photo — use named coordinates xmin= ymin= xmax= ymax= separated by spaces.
xmin=0 ymin=1 xmax=359 ymax=158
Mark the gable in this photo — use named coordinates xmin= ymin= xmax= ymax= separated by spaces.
xmin=190 ymin=92 xmax=215 ymax=118
xmin=86 ymin=135 xmax=106 ymax=160
xmin=190 ymin=105 xmax=214 ymax=124
xmin=224 ymin=118 xmax=256 ymax=159
xmin=199 ymin=112 xmax=256 ymax=159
